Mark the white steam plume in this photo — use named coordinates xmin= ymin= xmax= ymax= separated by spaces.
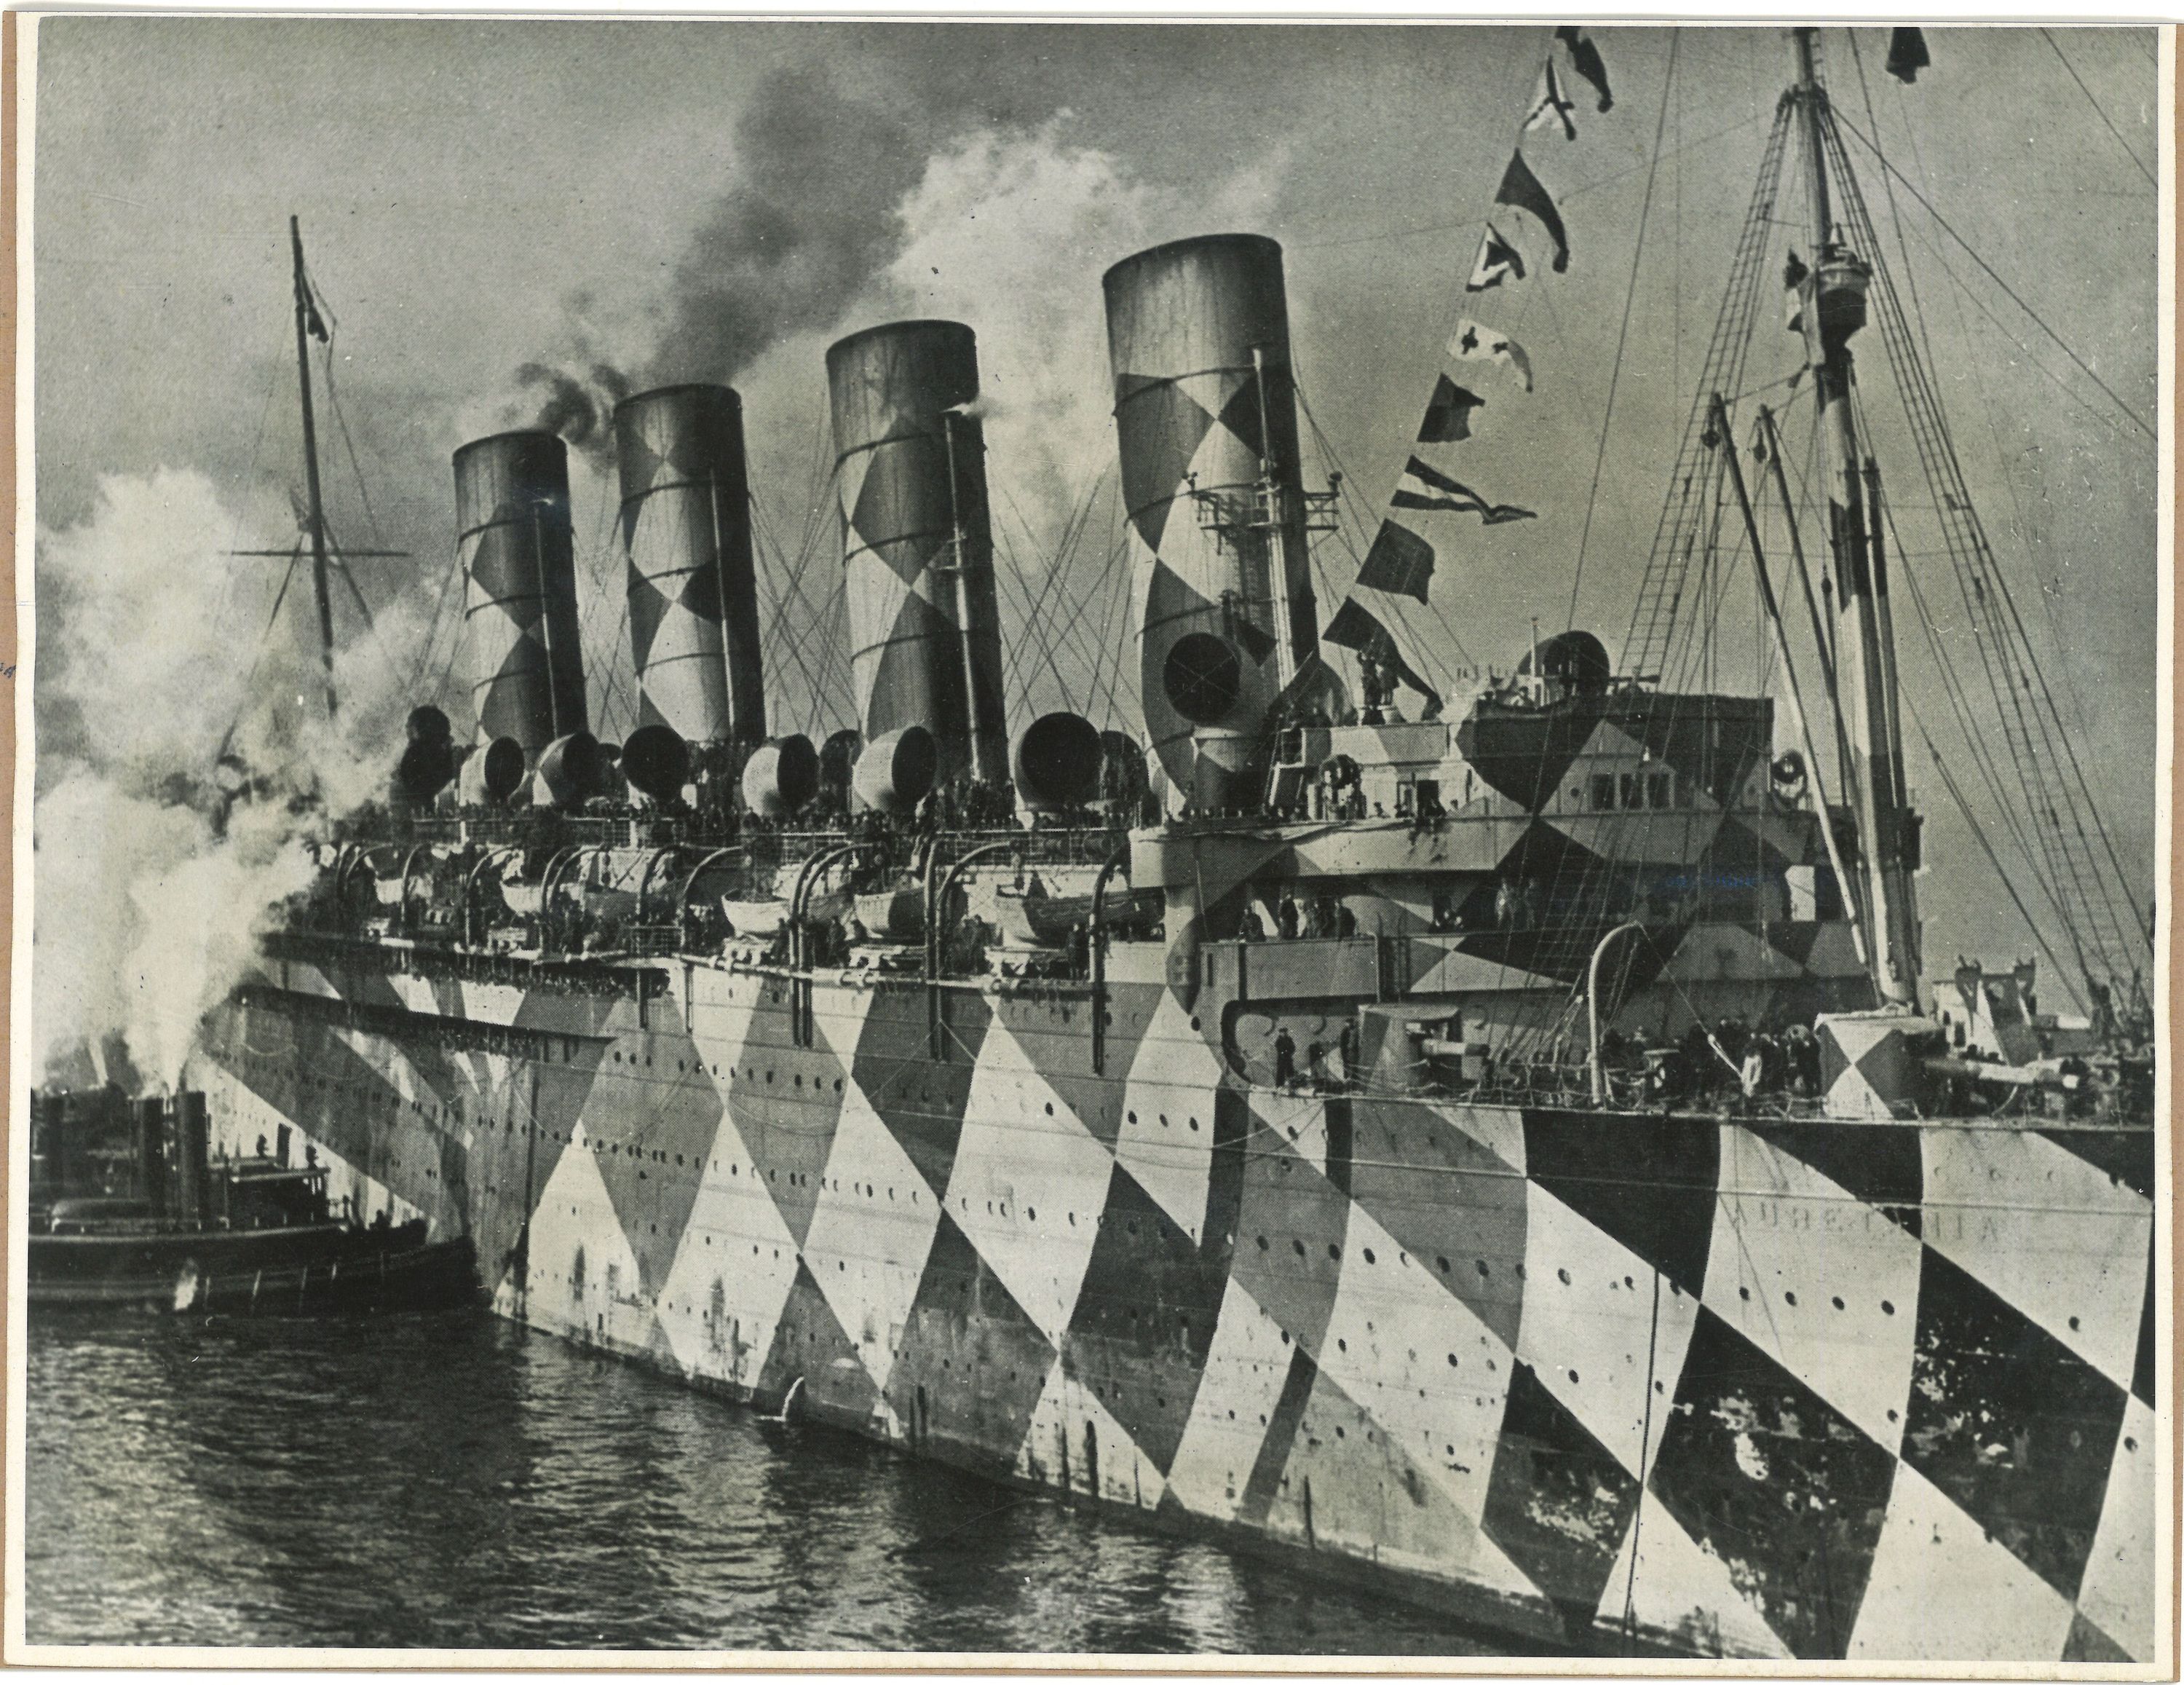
xmin=877 ymin=119 xmax=1278 ymax=542
xmin=35 ymin=467 xmax=441 ymax=1087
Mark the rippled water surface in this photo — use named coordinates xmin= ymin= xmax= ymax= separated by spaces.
xmin=27 ymin=1310 xmax=1509 ymax=1654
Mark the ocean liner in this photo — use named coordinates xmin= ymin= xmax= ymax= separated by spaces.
xmin=168 ymin=28 xmax=2156 ymax=1660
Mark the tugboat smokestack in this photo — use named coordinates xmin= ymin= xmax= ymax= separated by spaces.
xmin=134 ymin=1097 xmax=167 ymax=1219
xmin=173 ymin=1091 xmax=210 ymax=1227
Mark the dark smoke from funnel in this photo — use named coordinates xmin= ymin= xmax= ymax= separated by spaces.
xmin=516 ymin=362 xmax=632 ymax=462
xmin=512 ymin=63 xmax=1002 ymax=449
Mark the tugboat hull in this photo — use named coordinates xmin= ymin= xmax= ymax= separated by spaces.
xmin=30 ymin=1223 xmax=478 ymax=1316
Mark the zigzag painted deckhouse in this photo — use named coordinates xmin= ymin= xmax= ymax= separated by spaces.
xmin=183 ymin=28 xmax=2156 ymax=1663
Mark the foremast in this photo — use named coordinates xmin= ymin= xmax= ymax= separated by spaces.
xmin=290 ymin=215 xmax=339 ymax=722
xmin=1787 ymin=29 xmax=1920 ymax=1003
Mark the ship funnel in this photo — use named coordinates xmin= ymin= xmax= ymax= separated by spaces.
xmin=454 ymin=430 xmax=588 ymax=758
xmin=1104 ymin=234 xmax=1318 ymax=811
xmin=826 ymin=322 xmax=1008 ymax=786
xmin=133 ymin=1097 xmax=167 ymax=1219
xmin=534 ymin=731 xmax=603 ymax=810
xmin=851 ymin=724 xmax=938 ymax=814
xmin=741 ymin=734 xmax=820 ymax=816
xmin=613 ymin=386 xmax=767 ymax=749
xmin=459 ymin=736 xmax=526 ymax=806
xmin=173 ymin=1090 xmax=210 ymax=1227
xmin=1010 ymin=711 xmax=1103 ymax=812
xmin=620 ymin=723 xmax=691 ymax=805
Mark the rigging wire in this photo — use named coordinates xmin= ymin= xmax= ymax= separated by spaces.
xmin=2038 ymin=28 xmax=2158 ymax=189
xmin=1830 ymin=110 xmax=2156 ymax=443
xmin=316 ymin=336 xmax=387 ymax=552
xmin=1821 ymin=100 xmax=2151 ymax=1000
xmin=1564 ymin=33 xmax=1679 ymax=633
xmin=1622 ymin=96 xmax=1795 ymax=679
xmin=1853 ymin=30 xmax=2110 ymax=774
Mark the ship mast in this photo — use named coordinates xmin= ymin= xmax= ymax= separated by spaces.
xmin=1787 ymin=30 xmax=1919 ymax=1004
xmin=290 ymin=215 xmax=338 ymax=720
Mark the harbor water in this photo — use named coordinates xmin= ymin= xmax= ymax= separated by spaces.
xmin=25 ymin=1309 xmax=1506 ymax=1654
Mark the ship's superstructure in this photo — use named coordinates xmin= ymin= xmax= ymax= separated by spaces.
xmin=144 ymin=28 xmax=2155 ymax=1664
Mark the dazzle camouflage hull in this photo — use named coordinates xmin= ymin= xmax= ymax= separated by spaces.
xmin=191 ymin=934 xmax=2156 ymax=1662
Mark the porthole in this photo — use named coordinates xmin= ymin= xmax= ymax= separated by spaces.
xmin=1362 ymin=1248 xmax=1376 ymax=1265
xmin=1327 ymin=1243 xmax=1341 ymax=1260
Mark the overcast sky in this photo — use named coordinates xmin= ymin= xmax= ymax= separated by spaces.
xmin=29 ymin=19 xmax=2162 ymax=978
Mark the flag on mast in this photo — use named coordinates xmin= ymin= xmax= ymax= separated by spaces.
xmin=1524 ymin=58 xmax=1579 ymax=140
xmin=1886 ymin=26 xmax=1930 ymax=84
xmin=1466 ymin=225 xmax=1525 ymax=291
xmin=1324 ymin=597 xmax=1439 ymax=707
xmin=1495 ymin=150 xmax=1570 ymax=273
xmin=1783 ymin=250 xmax=1810 ymax=334
xmin=1392 ymin=456 xmax=1536 ymax=524
xmin=1356 ymin=520 xmax=1436 ymax=603
xmin=1554 ymin=26 xmax=1614 ymax=111
xmin=1417 ymin=375 xmax=1487 ymax=443
xmin=1448 ymin=318 xmax=1534 ymax=392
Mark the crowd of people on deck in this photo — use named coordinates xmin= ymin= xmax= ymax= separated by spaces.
xmin=1252 ymin=1009 xmax=1832 ymax=1113
xmin=1241 ymin=893 xmax=1361 ymax=942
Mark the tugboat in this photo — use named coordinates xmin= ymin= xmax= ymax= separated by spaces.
xmin=28 ymin=1087 xmax=477 ymax=1314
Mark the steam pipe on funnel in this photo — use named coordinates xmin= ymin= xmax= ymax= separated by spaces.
xmin=1252 ymin=345 xmax=1299 ymax=693
xmin=941 ymin=414 xmax=1005 ymax=786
